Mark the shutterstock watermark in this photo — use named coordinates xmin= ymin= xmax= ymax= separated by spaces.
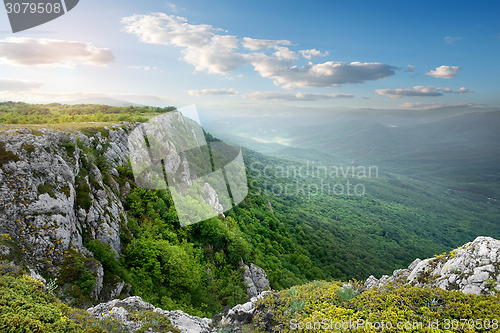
xmin=249 ymin=161 xmax=378 ymax=198
xmin=128 ymin=105 xmax=248 ymax=227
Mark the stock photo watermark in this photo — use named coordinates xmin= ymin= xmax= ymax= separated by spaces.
xmin=249 ymin=161 xmax=379 ymax=198
xmin=128 ymin=105 xmax=248 ymax=227
xmin=3 ymin=0 xmax=79 ymax=33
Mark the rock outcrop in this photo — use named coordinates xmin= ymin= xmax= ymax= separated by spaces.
xmin=365 ymin=236 xmax=500 ymax=295
xmin=213 ymin=291 xmax=270 ymax=332
xmin=88 ymin=292 xmax=272 ymax=333
xmin=0 ymin=126 xmax=132 ymax=258
xmin=0 ymin=125 xmax=135 ymax=302
xmin=240 ymin=262 xmax=270 ymax=299
xmin=87 ymin=296 xmax=213 ymax=333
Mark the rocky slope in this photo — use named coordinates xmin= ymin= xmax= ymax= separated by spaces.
xmin=365 ymin=236 xmax=500 ymax=295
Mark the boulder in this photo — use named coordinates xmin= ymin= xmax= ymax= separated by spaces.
xmin=240 ymin=262 xmax=270 ymax=299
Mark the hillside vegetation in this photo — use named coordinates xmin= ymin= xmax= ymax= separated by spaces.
xmin=0 ymin=102 xmax=176 ymax=124
xmin=252 ymin=281 xmax=500 ymax=332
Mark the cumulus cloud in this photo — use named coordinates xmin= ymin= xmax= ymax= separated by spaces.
xmin=299 ymin=49 xmax=329 ymax=60
xmin=251 ymin=56 xmax=397 ymax=89
xmin=375 ymin=85 xmax=471 ymax=98
xmin=122 ymin=13 xmax=396 ymax=87
xmin=444 ymin=36 xmax=462 ymax=45
xmin=241 ymin=37 xmax=291 ymax=51
xmin=0 ymin=38 xmax=114 ymax=67
xmin=245 ymin=91 xmax=353 ymax=101
xmin=426 ymin=65 xmax=461 ymax=79
xmin=122 ymin=13 xmax=245 ymax=74
xmin=273 ymin=46 xmax=298 ymax=60
xmin=0 ymin=78 xmax=43 ymax=92
xmin=188 ymin=88 xmax=238 ymax=96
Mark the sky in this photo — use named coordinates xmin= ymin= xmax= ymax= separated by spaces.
xmin=0 ymin=0 xmax=499 ymax=111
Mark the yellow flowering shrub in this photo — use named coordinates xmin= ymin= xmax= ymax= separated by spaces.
xmin=252 ymin=281 xmax=500 ymax=332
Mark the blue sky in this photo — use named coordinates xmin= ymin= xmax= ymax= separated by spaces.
xmin=0 ymin=0 xmax=499 ymax=110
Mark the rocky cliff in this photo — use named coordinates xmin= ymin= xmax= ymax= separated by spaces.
xmin=0 ymin=125 xmax=136 ymax=301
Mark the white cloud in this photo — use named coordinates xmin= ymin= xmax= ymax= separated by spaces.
xmin=444 ymin=36 xmax=462 ymax=45
xmin=127 ymin=65 xmax=158 ymax=71
xmin=375 ymin=85 xmax=470 ymax=98
xmin=122 ymin=14 xmax=245 ymax=74
xmin=455 ymin=87 xmax=473 ymax=94
xmin=122 ymin=13 xmax=216 ymax=47
xmin=0 ymin=78 xmax=43 ymax=92
xmin=398 ymin=102 xmax=483 ymax=109
xmin=426 ymin=65 xmax=461 ymax=79
xmin=188 ymin=88 xmax=238 ymax=96
xmin=166 ymin=2 xmax=178 ymax=13
xmin=182 ymin=34 xmax=245 ymax=74
xmin=273 ymin=46 xmax=297 ymax=60
xmin=0 ymin=38 xmax=114 ymax=67
xmin=245 ymin=91 xmax=353 ymax=101
xmin=122 ymin=13 xmax=397 ymax=88
xmin=299 ymin=49 xmax=329 ymax=60
xmin=251 ymin=55 xmax=396 ymax=89
xmin=189 ymin=89 xmax=353 ymax=101
xmin=405 ymin=65 xmax=416 ymax=72
xmin=241 ymin=37 xmax=291 ymax=51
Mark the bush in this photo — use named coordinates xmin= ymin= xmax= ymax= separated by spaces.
xmin=85 ymin=240 xmax=129 ymax=281
xmin=0 ymin=261 xmax=106 ymax=332
xmin=253 ymin=281 xmax=500 ymax=332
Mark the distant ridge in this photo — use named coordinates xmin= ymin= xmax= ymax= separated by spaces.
xmin=63 ymin=97 xmax=143 ymax=107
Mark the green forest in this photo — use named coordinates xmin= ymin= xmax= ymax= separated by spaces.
xmin=0 ymin=102 xmax=175 ymax=124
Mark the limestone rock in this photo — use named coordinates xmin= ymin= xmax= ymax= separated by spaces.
xmin=87 ymin=296 xmax=213 ymax=333
xmin=240 ymin=262 xmax=270 ymax=299
xmin=215 ymin=291 xmax=270 ymax=332
xmin=0 ymin=125 xmax=136 ymax=303
xmin=365 ymin=236 xmax=500 ymax=295
xmin=201 ymin=183 xmax=224 ymax=215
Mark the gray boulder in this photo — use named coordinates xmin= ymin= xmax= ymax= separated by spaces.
xmin=214 ymin=291 xmax=270 ymax=332
xmin=240 ymin=262 xmax=270 ymax=299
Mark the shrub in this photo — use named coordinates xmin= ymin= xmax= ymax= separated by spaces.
xmin=0 ymin=261 xmax=106 ymax=332
xmin=253 ymin=281 xmax=500 ymax=332
xmin=85 ymin=240 xmax=129 ymax=281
